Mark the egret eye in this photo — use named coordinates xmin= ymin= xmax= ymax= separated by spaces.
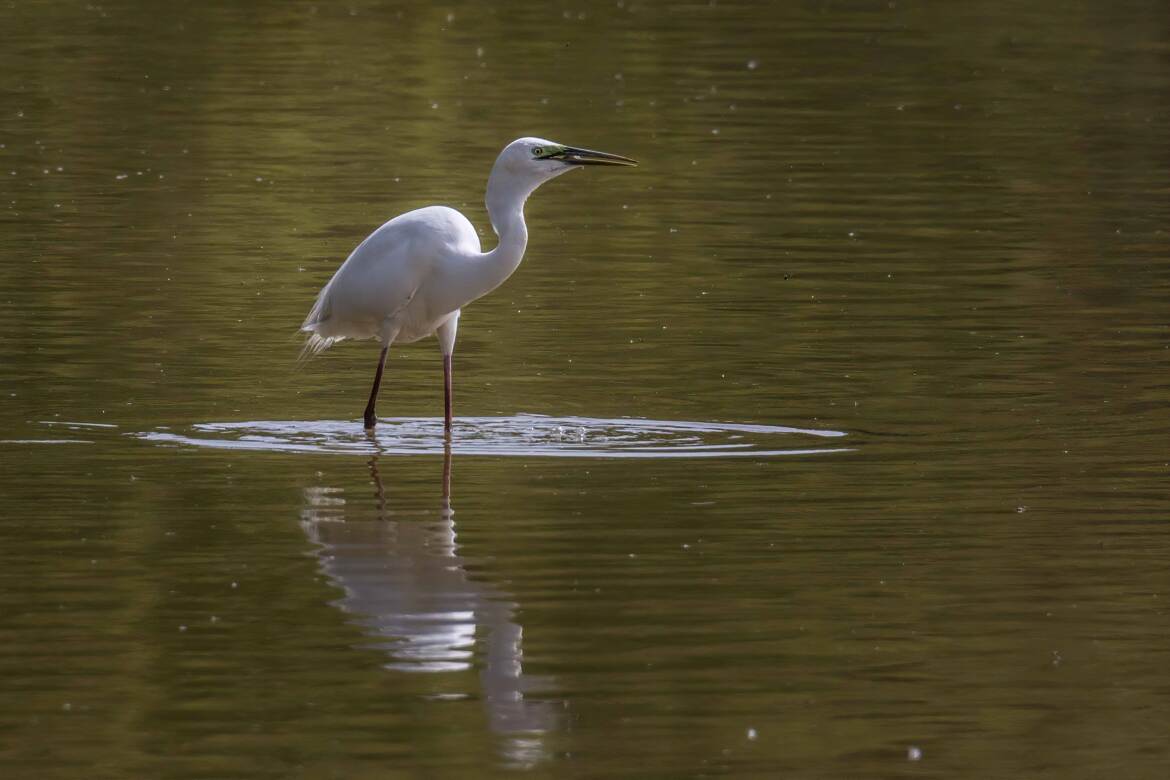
xmin=533 ymin=147 xmax=544 ymax=157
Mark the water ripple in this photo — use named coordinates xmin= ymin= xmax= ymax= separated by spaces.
xmin=136 ymin=414 xmax=849 ymax=458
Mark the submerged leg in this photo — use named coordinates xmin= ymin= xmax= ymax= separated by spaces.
xmin=368 ymin=455 xmax=387 ymax=518
xmin=363 ymin=346 xmax=389 ymax=430
xmin=443 ymin=354 xmax=453 ymax=435
xmin=441 ymin=439 xmax=452 ymax=517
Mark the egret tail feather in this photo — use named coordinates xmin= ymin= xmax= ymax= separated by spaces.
xmin=299 ymin=281 xmax=338 ymax=360
xmin=299 ymin=331 xmax=343 ymax=360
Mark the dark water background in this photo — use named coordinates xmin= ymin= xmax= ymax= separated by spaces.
xmin=2 ymin=1 xmax=1169 ymax=777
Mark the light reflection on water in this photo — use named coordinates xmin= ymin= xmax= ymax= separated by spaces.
xmin=301 ymin=449 xmax=561 ymax=768
xmin=137 ymin=414 xmax=850 ymax=458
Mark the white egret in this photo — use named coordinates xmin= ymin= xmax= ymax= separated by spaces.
xmin=300 ymin=137 xmax=637 ymax=431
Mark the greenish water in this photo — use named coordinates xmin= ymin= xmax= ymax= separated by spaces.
xmin=2 ymin=1 xmax=1169 ymax=777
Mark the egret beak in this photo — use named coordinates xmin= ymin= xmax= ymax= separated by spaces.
xmin=558 ymin=146 xmax=638 ymax=167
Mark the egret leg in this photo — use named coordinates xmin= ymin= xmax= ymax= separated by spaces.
xmin=443 ymin=354 xmax=453 ymax=435
xmin=363 ymin=346 xmax=389 ymax=430
xmin=435 ymin=315 xmax=459 ymax=437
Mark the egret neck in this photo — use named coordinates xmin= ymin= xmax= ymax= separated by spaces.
xmin=461 ymin=164 xmax=548 ymax=304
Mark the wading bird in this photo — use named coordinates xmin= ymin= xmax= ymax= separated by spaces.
xmin=301 ymin=137 xmax=636 ymax=432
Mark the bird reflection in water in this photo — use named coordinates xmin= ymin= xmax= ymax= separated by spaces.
xmin=300 ymin=444 xmax=561 ymax=766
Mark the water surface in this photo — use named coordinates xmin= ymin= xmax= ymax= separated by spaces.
xmin=138 ymin=414 xmax=848 ymax=457
xmin=2 ymin=1 xmax=1169 ymax=777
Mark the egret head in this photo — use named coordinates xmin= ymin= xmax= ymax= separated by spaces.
xmin=493 ymin=136 xmax=638 ymax=187
xmin=485 ymin=137 xmax=636 ymax=225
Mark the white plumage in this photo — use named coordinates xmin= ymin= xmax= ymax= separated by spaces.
xmin=302 ymin=207 xmax=478 ymax=355
xmin=300 ymin=136 xmax=636 ymax=431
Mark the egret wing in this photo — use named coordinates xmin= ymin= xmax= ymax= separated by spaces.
xmin=300 ymin=215 xmax=434 ymax=354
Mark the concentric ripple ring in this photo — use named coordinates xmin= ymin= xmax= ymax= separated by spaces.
xmin=137 ymin=414 xmax=849 ymax=459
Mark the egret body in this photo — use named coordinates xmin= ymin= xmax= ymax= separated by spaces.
xmin=301 ymin=137 xmax=636 ymax=431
